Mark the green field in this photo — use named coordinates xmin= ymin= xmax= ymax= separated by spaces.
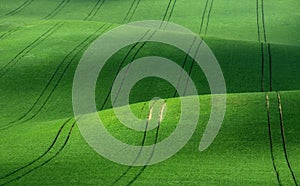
xmin=0 ymin=0 xmax=299 ymax=185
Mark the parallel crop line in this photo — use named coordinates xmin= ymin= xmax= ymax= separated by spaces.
xmin=0 ymin=22 xmax=64 ymax=78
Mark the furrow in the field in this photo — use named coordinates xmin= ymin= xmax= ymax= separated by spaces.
xmin=0 ymin=22 xmax=64 ymax=78
xmin=0 ymin=119 xmax=76 ymax=186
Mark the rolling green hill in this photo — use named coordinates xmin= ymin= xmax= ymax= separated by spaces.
xmin=0 ymin=0 xmax=299 ymax=185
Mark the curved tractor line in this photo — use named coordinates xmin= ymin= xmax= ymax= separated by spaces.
xmin=5 ymin=0 xmax=34 ymax=17
xmin=111 ymin=101 xmax=156 ymax=185
xmin=110 ymin=0 xmax=178 ymax=108
xmin=178 ymin=0 xmax=214 ymax=96
xmin=84 ymin=0 xmax=106 ymax=21
xmin=44 ymin=0 xmax=70 ymax=20
xmin=0 ymin=119 xmax=76 ymax=186
xmin=277 ymin=92 xmax=298 ymax=186
xmin=122 ymin=0 xmax=138 ymax=23
xmin=99 ymin=29 xmax=151 ymax=110
xmin=0 ymin=22 xmax=64 ymax=78
xmin=0 ymin=24 xmax=111 ymax=130
xmin=0 ymin=27 xmax=20 ymax=40
xmin=126 ymin=102 xmax=166 ymax=186
xmin=257 ymin=0 xmax=272 ymax=92
xmin=0 ymin=118 xmax=70 ymax=180
xmin=265 ymin=93 xmax=281 ymax=185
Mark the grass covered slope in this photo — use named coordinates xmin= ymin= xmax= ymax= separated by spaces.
xmin=0 ymin=91 xmax=299 ymax=185
xmin=0 ymin=0 xmax=299 ymax=185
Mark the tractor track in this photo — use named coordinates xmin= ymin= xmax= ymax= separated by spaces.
xmin=109 ymin=3 xmax=176 ymax=181
xmin=268 ymin=43 xmax=272 ymax=91
xmin=180 ymin=0 xmax=213 ymax=96
xmin=258 ymin=2 xmax=285 ymax=183
xmin=0 ymin=24 xmax=111 ymax=130
xmin=261 ymin=42 xmax=265 ymax=92
xmin=44 ymin=0 xmax=70 ymax=19
xmin=161 ymin=0 xmax=173 ymax=25
xmin=0 ymin=22 xmax=64 ymax=78
xmin=0 ymin=27 xmax=20 ymax=40
xmin=204 ymin=0 xmax=214 ymax=35
xmin=5 ymin=0 xmax=34 ymax=17
xmin=126 ymin=0 xmax=142 ymax=23
xmin=198 ymin=0 xmax=209 ymax=33
xmin=266 ymin=93 xmax=282 ymax=185
xmin=0 ymin=119 xmax=76 ymax=186
xmin=111 ymin=101 xmax=156 ymax=185
xmin=0 ymin=118 xmax=71 ymax=180
xmin=99 ymin=29 xmax=151 ymax=110
xmin=256 ymin=0 xmax=272 ymax=92
xmin=84 ymin=0 xmax=106 ymax=21
xmin=111 ymin=0 xmax=178 ymax=102
xmin=122 ymin=0 xmax=142 ymax=23
xmin=126 ymin=102 xmax=166 ymax=186
xmin=160 ymin=0 xmax=177 ymax=28
xmin=172 ymin=36 xmax=198 ymax=98
xmin=165 ymin=0 xmax=177 ymax=23
xmin=111 ymin=32 xmax=155 ymax=106
xmin=277 ymin=92 xmax=298 ymax=186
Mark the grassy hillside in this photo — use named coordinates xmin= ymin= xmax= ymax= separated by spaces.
xmin=0 ymin=0 xmax=299 ymax=185
xmin=1 ymin=91 xmax=300 ymax=185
